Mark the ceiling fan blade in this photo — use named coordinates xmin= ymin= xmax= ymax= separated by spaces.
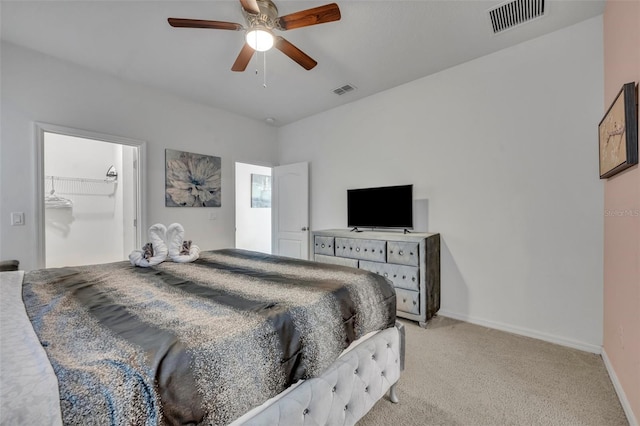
xmin=168 ymin=18 xmax=243 ymax=31
xmin=274 ymin=36 xmax=317 ymax=70
xmin=231 ymin=43 xmax=256 ymax=72
xmin=239 ymin=0 xmax=260 ymax=14
xmin=278 ymin=3 xmax=341 ymax=31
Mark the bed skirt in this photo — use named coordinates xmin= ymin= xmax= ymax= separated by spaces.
xmin=232 ymin=322 xmax=405 ymax=425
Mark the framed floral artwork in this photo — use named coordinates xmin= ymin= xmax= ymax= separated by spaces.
xmin=599 ymin=82 xmax=638 ymax=179
xmin=165 ymin=149 xmax=221 ymax=207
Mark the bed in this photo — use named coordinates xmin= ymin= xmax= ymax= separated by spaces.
xmin=0 ymin=248 xmax=404 ymax=425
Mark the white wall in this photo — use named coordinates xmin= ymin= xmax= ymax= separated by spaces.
xmin=0 ymin=42 xmax=278 ymax=271
xmin=235 ymin=162 xmax=272 ymax=253
xmin=277 ymin=17 xmax=605 ymax=350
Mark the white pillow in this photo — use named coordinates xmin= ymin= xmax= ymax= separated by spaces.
xmin=0 ymin=271 xmax=63 ymax=425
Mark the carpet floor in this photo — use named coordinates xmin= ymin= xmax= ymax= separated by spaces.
xmin=358 ymin=316 xmax=628 ymax=426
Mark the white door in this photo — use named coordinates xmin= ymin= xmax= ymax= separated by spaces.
xmin=272 ymin=162 xmax=309 ymax=259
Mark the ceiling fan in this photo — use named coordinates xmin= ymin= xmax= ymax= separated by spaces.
xmin=168 ymin=0 xmax=341 ymax=72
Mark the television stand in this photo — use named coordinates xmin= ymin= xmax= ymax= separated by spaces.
xmin=403 ymin=229 xmax=411 ymax=234
xmin=350 ymin=227 xmax=364 ymax=233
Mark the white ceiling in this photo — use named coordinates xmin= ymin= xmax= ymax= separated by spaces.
xmin=1 ymin=0 xmax=604 ymax=126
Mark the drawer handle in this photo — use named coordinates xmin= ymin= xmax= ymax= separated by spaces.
xmin=356 ymin=247 xmax=360 ymax=252
xmin=399 ymin=250 xmax=404 ymax=256
xmin=321 ymin=244 xmax=325 ymax=248
xmin=410 ymin=252 xmax=414 ymax=256
xmin=412 ymin=277 xmax=416 ymax=281
xmin=389 ymin=250 xmax=393 ymax=254
xmin=402 ymin=298 xmax=407 ymax=303
xmin=402 ymin=275 xmax=406 ymax=280
xmin=413 ymin=301 xmax=417 ymax=305
xmin=384 ymin=273 xmax=388 ymax=277
xmin=364 ymin=248 xmax=368 ymax=252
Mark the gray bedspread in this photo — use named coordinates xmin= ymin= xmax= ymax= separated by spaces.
xmin=23 ymin=249 xmax=396 ymax=425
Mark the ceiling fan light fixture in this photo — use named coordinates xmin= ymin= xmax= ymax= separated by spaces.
xmin=168 ymin=1 xmax=342 ymax=71
xmin=246 ymin=28 xmax=274 ymax=51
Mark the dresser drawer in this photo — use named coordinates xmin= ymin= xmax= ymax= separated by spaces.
xmin=335 ymin=238 xmax=386 ymax=262
xmin=313 ymin=229 xmax=440 ymax=326
xmin=387 ymin=241 xmax=420 ymax=266
xmin=395 ymin=288 xmax=420 ymax=315
xmin=315 ymin=254 xmax=359 ymax=268
xmin=314 ymin=236 xmax=335 ymax=256
xmin=359 ymin=261 xmax=420 ymax=292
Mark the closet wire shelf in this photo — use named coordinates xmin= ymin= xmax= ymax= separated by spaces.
xmin=44 ymin=166 xmax=118 ymax=208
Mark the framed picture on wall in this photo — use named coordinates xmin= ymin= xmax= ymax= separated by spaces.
xmin=251 ymin=174 xmax=271 ymax=208
xmin=598 ymin=82 xmax=638 ymax=179
xmin=165 ymin=149 xmax=221 ymax=207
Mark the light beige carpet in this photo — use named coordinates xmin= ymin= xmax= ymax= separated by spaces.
xmin=359 ymin=317 xmax=628 ymax=426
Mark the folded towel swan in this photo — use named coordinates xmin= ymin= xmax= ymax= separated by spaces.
xmin=129 ymin=223 xmax=200 ymax=267
xmin=166 ymin=223 xmax=200 ymax=263
xmin=128 ymin=223 xmax=169 ymax=267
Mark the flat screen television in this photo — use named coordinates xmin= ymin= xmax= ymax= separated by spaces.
xmin=347 ymin=184 xmax=413 ymax=230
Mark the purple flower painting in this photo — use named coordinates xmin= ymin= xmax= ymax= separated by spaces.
xmin=165 ymin=149 xmax=221 ymax=207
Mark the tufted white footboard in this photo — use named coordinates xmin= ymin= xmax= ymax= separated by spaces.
xmin=233 ymin=322 xmax=405 ymax=426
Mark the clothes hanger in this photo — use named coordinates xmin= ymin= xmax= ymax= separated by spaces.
xmin=45 ymin=176 xmax=73 ymax=209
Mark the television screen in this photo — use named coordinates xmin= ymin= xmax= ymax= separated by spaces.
xmin=347 ymin=185 xmax=413 ymax=229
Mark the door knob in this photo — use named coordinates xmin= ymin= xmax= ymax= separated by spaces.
xmin=301 ymin=227 xmax=308 ymax=231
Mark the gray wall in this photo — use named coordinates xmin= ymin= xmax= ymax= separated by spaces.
xmin=0 ymin=17 xmax=606 ymax=351
xmin=1 ymin=42 xmax=278 ymax=271
xmin=277 ymin=17 xmax=605 ymax=351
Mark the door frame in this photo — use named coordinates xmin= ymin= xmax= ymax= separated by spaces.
xmin=234 ymin=161 xmax=273 ymax=253
xmin=34 ymin=122 xmax=147 ymax=269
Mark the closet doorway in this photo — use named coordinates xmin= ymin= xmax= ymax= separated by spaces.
xmin=35 ymin=124 xmax=145 ymax=268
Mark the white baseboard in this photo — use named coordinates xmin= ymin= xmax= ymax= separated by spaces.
xmin=602 ymin=349 xmax=639 ymax=426
xmin=437 ymin=310 xmax=602 ymax=354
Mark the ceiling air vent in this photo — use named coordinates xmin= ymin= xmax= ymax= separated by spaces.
xmin=333 ymin=84 xmax=357 ymax=96
xmin=488 ymin=0 xmax=545 ymax=34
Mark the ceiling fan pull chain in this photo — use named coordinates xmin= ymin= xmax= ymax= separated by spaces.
xmin=263 ymin=51 xmax=267 ymax=88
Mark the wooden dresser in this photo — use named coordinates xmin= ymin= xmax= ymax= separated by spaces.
xmin=313 ymin=229 xmax=440 ymax=327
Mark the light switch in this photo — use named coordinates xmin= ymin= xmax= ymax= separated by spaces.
xmin=11 ymin=212 xmax=25 ymax=226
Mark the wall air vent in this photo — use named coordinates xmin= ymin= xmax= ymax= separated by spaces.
xmin=488 ymin=0 xmax=545 ymax=34
xmin=333 ymin=84 xmax=357 ymax=96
